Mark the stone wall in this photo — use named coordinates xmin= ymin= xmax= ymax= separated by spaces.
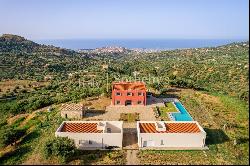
xmin=61 ymin=110 xmax=85 ymax=119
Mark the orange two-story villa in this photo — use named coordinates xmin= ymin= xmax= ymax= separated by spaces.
xmin=112 ymin=81 xmax=147 ymax=106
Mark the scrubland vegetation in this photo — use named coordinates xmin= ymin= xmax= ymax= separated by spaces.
xmin=0 ymin=34 xmax=248 ymax=164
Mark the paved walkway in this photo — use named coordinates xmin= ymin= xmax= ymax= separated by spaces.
xmin=123 ymin=123 xmax=138 ymax=150
xmin=126 ymin=150 xmax=140 ymax=165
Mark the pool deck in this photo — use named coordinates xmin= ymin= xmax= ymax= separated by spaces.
xmin=167 ymin=112 xmax=176 ymax=121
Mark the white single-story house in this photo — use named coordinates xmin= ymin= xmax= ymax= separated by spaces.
xmin=55 ymin=121 xmax=123 ymax=150
xmin=137 ymin=121 xmax=207 ymax=150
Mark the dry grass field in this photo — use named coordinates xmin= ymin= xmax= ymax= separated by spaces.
xmin=0 ymin=80 xmax=49 ymax=97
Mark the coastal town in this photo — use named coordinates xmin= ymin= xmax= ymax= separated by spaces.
xmin=77 ymin=46 xmax=164 ymax=54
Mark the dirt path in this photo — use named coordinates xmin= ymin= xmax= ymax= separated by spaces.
xmin=19 ymin=106 xmax=49 ymax=127
xmin=7 ymin=113 xmax=28 ymax=125
xmin=126 ymin=150 xmax=139 ymax=165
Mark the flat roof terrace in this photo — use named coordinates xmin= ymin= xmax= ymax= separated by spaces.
xmin=138 ymin=121 xmax=204 ymax=133
xmin=112 ymin=81 xmax=146 ymax=91
xmin=56 ymin=121 xmax=123 ymax=133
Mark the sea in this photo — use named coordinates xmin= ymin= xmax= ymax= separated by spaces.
xmin=35 ymin=39 xmax=248 ymax=51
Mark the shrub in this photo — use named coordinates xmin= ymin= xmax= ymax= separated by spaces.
xmin=0 ymin=120 xmax=7 ymax=128
xmin=87 ymin=154 xmax=97 ymax=160
xmin=43 ymin=137 xmax=75 ymax=163
xmin=0 ymin=127 xmax=26 ymax=147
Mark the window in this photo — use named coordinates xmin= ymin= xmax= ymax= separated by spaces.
xmin=161 ymin=140 xmax=164 ymax=145
xmin=138 ymin=101 xmax=142 ymax=104
xmin=127 ymin=92 xmax=133 ymax=96
xmin=107 ymin=128 xmax=112 ymax=133
xmin=138 ymin=92 xmax=143 ymax=96
xmin=89 ymin=140 xmax=92 ymax=144
xmin=116 ymin=92 xmax=121 ymax=96
xmin=116 ymin=100 xmax=121 ymax=105
xmin=125 ymin=100 xmax=132 ymax=106
xmin=79 ymin=140 xmax=87 ymax=144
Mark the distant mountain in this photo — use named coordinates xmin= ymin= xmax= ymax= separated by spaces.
xmin=0 ymin=34 xmax=77 ymax=55
xmin=0 ymin=34 xmax=36 ymax=43
xmin=0 ymin=34 xmax=39 ymax=52
xmin=0 ymin=34 xmax=98 ymax=80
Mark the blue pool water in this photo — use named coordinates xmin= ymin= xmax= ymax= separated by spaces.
xmin=172 ymin=102 xmax=193 ymax=121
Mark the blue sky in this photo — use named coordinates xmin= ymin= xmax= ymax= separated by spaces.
xmin=0 ymin=0 xmax=249 ymax=39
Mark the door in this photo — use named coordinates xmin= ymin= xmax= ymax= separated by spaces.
xmin=143 ymin=140 xmax=155 ymax=147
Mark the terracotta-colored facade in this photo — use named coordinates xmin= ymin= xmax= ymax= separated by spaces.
xmin=112 ymin=81 xmax=147 ymax=106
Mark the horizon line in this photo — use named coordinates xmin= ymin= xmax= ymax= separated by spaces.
xmin=34 ymin=38 xmax=249 ymax=41
xmin=1 ymin=33 xmax=248 ymax=41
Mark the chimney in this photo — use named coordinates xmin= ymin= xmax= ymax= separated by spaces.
xmin=155 ymin=122 xmax=166 ymax=132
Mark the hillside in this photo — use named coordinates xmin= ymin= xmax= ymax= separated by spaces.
xmin=107 ymin=42 xmax=249 ymax=101
xmin=0 ymin=34 xmax=100 ymax=80
xmin=0 ymin=34 xmax=248 ymax=164
xmin=0 ymin=35 xmax=248 ymax=117
xmin=0 ymin=34 xmax=78 ymax=55
xmin=0 ymin=34 xmax=248 ymax=102
xmin=0 ymin=89 xmax=248 ymax=165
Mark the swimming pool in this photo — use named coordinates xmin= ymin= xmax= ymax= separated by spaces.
xmin=172 ymin=102 xmax=193 ymax=121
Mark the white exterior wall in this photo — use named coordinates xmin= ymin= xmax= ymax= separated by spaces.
xmin=102 ymin=133 xmax=123 ymax=148
xmin=138 ymin=132 xmax=206 ymax=148
xmin=55 ymin=121 xmax=123 ymax=149
xmin=55 ymin=132 xmax=123 ymax=149
xmin=137 ymin=121 xmax=206 ymax=148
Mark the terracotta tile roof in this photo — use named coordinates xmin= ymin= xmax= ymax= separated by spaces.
xmin=139 ymin=122 xmax=201 ymax=133
xmin=113 ymin=82 xmax=146 ymax=91
xmin=61 ymin=122 xmax=103 ymax=133
xmin=61 ymin=104 xmax=84 ymax=112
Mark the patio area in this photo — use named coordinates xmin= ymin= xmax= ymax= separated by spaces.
xmin=100 ymin=105 xmax=157 ymax=121
xmin=83 ymin=96 xmax=170 ymax=121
